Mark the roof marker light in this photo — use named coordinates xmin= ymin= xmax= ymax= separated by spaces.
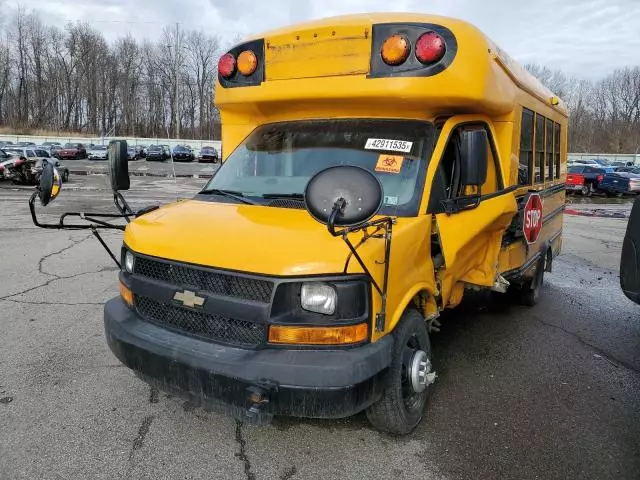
xmin=218 ymin=53 xmax=236 ymax=78
xmin=381 ymin=35 xmax=410 ymax=66
xmin=415 ymin=32 xmax=446 ymax=64
xmin=237 ymin=50 xmax=258 ymax=76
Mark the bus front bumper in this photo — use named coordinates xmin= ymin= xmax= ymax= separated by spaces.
xmin=104 ymin=297 xmax=392 ymax=421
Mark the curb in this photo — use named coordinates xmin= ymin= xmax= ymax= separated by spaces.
xmin=564 ymin=208 xmax=628 ymax=219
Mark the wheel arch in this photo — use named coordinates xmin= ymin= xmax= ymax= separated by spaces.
xmin=386 ymin=283 xmax=438 ymax=334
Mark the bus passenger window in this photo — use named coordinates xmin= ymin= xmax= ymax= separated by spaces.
xmin=519 ymin=109 xmax=533 ymax=186
xmin=535 ymin=114 xmax=545 ymax=183
xmin=546 ymin=118 xmax=553 ymax=181
xmin=554 ymin=123 xmax=561 ymax=178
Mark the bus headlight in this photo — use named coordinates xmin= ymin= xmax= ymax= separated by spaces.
xmin=301 ymin=282 xmax=337 ymax=315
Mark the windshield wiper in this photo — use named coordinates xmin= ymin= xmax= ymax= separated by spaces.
xmin=260 ymin=193 xmax=305 ymax=200
xmin=200 ymin=188 xmax=259 ymax=205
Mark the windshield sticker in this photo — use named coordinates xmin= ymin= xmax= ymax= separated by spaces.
xmin=375 ymin=154 xmax=404 ymax=174
xmin=365 ymin=138 xmax=413 ymax=153
xmin=384 ymin=196 xmax=399 ymax=205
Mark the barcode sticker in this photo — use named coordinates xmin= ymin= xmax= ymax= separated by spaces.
xmin=365 ymin=138 xmax=413 ymax=153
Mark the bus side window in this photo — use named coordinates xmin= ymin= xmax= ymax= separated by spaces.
xmin=519 ymin=108 xmax=534 ymax=186
xmin=428 ymin=132 xmax=461 ymax=214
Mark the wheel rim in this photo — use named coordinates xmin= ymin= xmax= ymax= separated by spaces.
xmin=400 ymin=335 xmax=433 ymax=410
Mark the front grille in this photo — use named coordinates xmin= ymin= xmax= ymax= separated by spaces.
xmin=134 ymin=256 xmax=274 ymax=303
xmin=136 ymin=295 xmax=266 ymax=346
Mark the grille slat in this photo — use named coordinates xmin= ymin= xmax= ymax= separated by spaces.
xmin=136 ymin=295 xmax=265 ymax=346
xmin=135 ymin=256 xmax=273 ymax=303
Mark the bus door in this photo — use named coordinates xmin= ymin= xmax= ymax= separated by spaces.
xmin=426 ymin=116 xmax=517 ymax=305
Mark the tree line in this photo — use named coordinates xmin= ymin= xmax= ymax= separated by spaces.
xmin=525 ymin=64 xmax=640 ymax=154
xmin=0 ymin=9 xmax=638 ymax=151
xmin=0 ymin=9 xmax=222 ymax=139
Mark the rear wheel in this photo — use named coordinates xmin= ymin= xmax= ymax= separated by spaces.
xmin=366 ymin=309 xmax=433 ymax=435
xmin=581 ymin=185 xmax=590 ymax=196
xmin=517 ymin=257 xmax=545 ymax=306
xmin=61 ymin=170 xmax=69 ymax=182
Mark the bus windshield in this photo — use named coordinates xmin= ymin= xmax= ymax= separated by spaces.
xmin=202 ymin=119 xmax=433 ymax=216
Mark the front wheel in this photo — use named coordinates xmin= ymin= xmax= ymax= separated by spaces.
xmin=366 ymin=309 xmax=433 ymax=435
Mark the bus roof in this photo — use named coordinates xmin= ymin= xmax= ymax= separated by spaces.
xmin=223 ymin=12 xmax=567 ymax=118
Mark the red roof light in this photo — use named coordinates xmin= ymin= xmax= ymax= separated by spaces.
xmin=218 ymin=53 xmax=236 ymax=78
xmin=415 ymin=32 xmax=446 ymax=64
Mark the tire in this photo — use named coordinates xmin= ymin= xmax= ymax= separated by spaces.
xmin=62 ymin=171 xmax=69 ymax=183
xmin=580 ymin=185 xmax=590 ymax=196
xmin=517 ymin=257 xmax=545 ymax=306
xmin=366 ymin=309 xmax=432 ymax=435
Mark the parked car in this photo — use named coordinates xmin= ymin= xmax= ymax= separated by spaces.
xmin=172 ymin=145 xmax=195 ymax=162
xmin=88 ymin=145 xmax=108 ymax=161
xmin=611 ymin=161 xmax=636 ymax=168
xmin=567 ymin=165 xmax=615 ymax=195
xmin=135 ymin=145 xmax=148 ymax=159
xmin=0 ymin=147 xmax=62 ymax=183
xmin=0 ymin=148 xmax=11 ymax=179
xmin=569 ymin=159 xmax=600 ymax=166
xmin=16 ymin=141 xmax=36 ymax=147
xmin=197 ymin=146 xmax=219 ymax=163
xmin=598 ymin=172 xmax=640 ymax=196
xmin=565 ymin=171 xmax=588 ymax=195
xmin=57 ymin=143 xmax=87 ymax=160
xmin=127 ymin=146 xmax=138 ymax=161
xmin=0 ymin=141 xmax=14 ymax=148
xmin=146 ymin=145 xmax=168 ymax=161
xmin=614 ymin=166 xmax=640 ymax=173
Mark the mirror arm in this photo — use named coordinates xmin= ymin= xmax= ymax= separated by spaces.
xmin=114 ymin=192 xmax=134 ymax=222
xmin=331 ymin=216 xmax=394 ymax=333
xmin=29 ymin=193 xmax=126 ymax=231
xmin=91 ymin=226 xmax=121 ymax=269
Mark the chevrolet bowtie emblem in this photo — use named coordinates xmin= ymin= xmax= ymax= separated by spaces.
xmin=173 ymin=290 xmax=205 ymax=308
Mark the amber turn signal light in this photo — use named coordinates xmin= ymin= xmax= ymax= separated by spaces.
xmin=381 ymin=35 xmax=410 ymax=66
xmin=268 ymin=323 xmax=368 ymax=345
xmin=120 ymin=281 xmax=133 ymax=306
xmin=237 ymin=50 xmax=258 ymax=76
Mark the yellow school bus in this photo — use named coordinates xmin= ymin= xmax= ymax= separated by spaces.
xmin=32 ymin=13 xmax=567 ymax=435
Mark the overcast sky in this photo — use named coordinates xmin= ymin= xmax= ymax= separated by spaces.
xmin=4 ymin=0 xmax=640 ymax=78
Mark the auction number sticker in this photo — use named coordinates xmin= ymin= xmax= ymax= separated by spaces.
xmin=365 ymin=138 xmax=413 ymax=153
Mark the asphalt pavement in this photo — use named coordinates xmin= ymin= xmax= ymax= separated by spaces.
xmin=0 ymin=172 xmax=639 ymax=480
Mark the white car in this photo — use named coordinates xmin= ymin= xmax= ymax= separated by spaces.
xmin=88 ymin=145 xmax=108 ymax=160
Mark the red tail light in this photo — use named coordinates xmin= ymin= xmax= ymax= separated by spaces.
xmin=218 ymin=53 xmax=236 ymax=78
xmin=415 ymin=32 xmax=446 ymax=64
xmin=597 ymin=175 xmax=604 ymax=182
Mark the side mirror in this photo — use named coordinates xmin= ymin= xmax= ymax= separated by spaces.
xmin=109 ymin=140 xmax=130 ymax=191
xmin=305 ymin=166 xmax=383 ymax=230
xmin=459 ymin=128 xmax=489 ymax=186
xmin=621 ymin=197 xmax=640 ymax=304
xmin=38 ymin=160 xmax=62 ymax=206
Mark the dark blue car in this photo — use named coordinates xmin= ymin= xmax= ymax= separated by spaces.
xmin=598 ymin=172 xmax=640 ymax=196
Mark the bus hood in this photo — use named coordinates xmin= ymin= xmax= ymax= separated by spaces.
xmin=124 ymin=199 xmax=396 ymax=276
